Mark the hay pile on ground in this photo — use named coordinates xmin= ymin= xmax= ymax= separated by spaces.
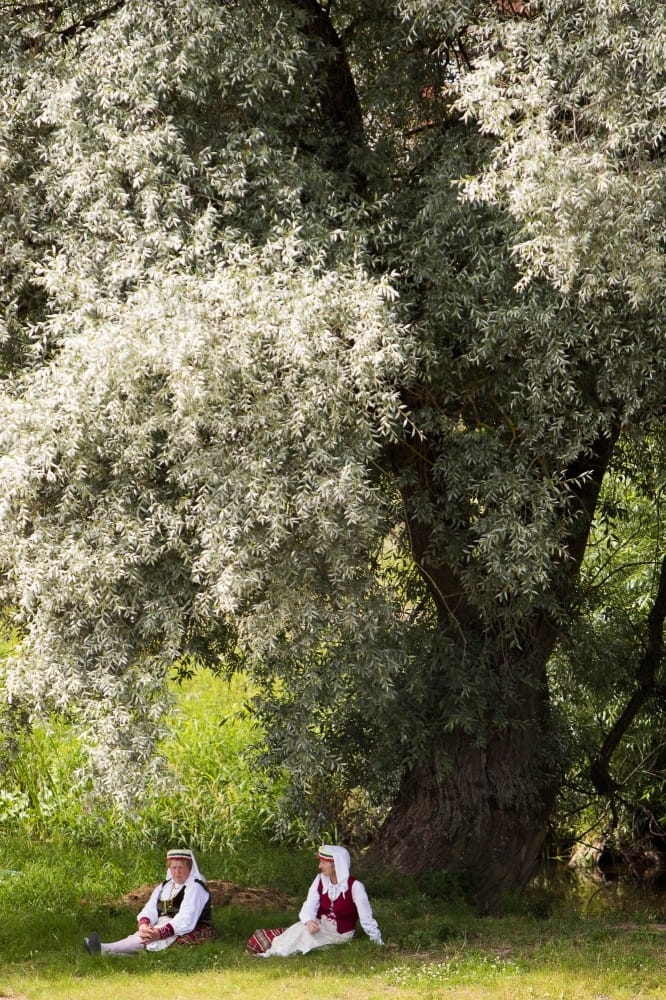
xmin=121 ymin=879 xmax=296 ymax=912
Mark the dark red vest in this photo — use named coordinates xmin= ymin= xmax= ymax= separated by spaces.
xmin=317 ymin=875 xmax=358 ymax=934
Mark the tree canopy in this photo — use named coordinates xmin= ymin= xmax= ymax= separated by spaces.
xmin=1 ymin=0 xmax=666 ymax=908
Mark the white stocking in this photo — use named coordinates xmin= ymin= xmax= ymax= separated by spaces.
xmin=101 ymin=931 xmax=145 ymax=955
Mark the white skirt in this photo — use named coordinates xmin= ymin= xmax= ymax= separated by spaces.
xmin=260 ymin=916 xmax=354 ymax=957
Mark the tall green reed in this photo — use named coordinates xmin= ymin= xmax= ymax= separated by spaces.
xmin=0 ymin=670 xmax=286 ymax=854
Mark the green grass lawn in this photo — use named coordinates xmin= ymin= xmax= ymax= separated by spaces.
xmin=1 ymin=838 xmax=665 ymax=999
xmin=3 ymin=916 xmax=666 ymax=1000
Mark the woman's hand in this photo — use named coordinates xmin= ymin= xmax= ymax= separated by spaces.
xmin=138 ymin=923 xmax=160 ymax=944
xmin=305 ymin=920 xmax=320 ymax=934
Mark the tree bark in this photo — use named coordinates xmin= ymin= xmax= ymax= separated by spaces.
xmin=369 ymin=640 xmax=557 ymax=913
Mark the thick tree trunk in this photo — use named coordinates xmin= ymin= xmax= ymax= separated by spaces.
xmin=369 ymin=639 xmax=558 ymax=912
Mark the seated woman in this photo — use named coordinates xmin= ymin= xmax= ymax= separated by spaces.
xmin=84 ymin=848 xmax=215 ymax=955
xmin=247 ymin=844 xmax=383 ymax=956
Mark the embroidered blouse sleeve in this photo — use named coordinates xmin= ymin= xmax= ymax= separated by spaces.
xmin=351 ymin=880 xmax=383 ymax=944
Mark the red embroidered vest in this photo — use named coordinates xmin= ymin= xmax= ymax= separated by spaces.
xmin=317 ymin=875 xmax=358 ymax=934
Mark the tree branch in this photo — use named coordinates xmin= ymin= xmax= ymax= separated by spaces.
xmin=590 ymin=553 xmax=666 ymax=798
xmin=285 ymin=0 xmax=366 ymax=188
xmin=60 ymin=0 xmax=126 ymax=40
xmin=18 ymin=0 xmax=127 ymax=51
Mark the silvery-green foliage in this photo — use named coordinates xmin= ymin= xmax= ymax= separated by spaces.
xmin=458 ymin=0 xmax=666 ymax=305
xmin=0 ymin=0 xmax=414 ymax=800
xmin=1 ymin=0 xmax=666 ymax=817
xmin=0 ymin=257 xmax=413 ymax=798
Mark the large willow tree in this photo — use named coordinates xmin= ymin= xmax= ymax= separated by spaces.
xmin=1 ymin=1 xmax=666 ymax=908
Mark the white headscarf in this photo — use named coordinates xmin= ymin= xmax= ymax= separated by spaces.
xmin=164 ymin=847 xmax=205 ymax=886
xmin=318 ymin=844 xmax=351 ymax=899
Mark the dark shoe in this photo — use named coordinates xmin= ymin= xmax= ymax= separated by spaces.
xmin=84 ymin=932 xmax=102 ymax=955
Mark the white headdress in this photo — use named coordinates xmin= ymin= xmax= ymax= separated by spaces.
xmin=318 ymin=844 xmax=351 ymax=897
xmin=164 ymin=847 xmax=205 ymax=885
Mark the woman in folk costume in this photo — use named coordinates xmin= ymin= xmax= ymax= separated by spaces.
xmin=84 ymin=848 xmax=215 ymax=955
xmin=247 ymin=844 xmax=383 ymax=956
